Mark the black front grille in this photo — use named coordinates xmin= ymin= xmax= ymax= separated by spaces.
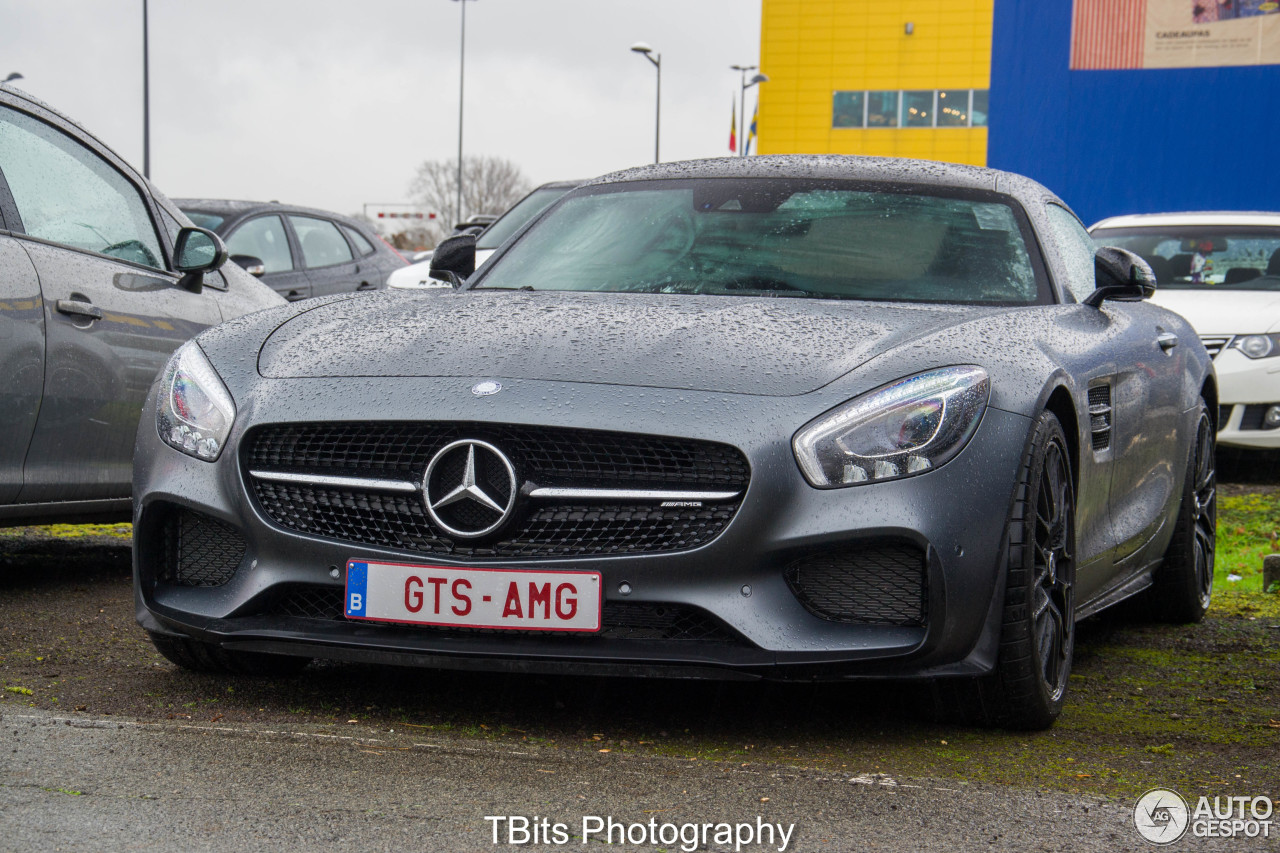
xmin=248 ymin=423 xmax=750 ymax=488
xmin=1200 ymin=335 xmax=1231 ymax=359
xmin=270 ymin=585 xmax=743 ymax=643
xmin=161 ymin=509 xmax=245 ymax=587
xmin=1219 ymin=404 xmax=1233 ymax=429
xmin=785 ymin=542 xmax=927 ymax=627
xmin=246 ymin=423 xmax=749 ymax=559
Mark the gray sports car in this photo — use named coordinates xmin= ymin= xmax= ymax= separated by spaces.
xmin=132 ymin=157 xmax=1216 ymax=729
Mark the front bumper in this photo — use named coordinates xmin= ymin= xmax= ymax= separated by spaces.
xmin=1213 ymin=348 xmax=1280 ymax=449
xmin=133 ymin=374 xmax=1032 ymax=681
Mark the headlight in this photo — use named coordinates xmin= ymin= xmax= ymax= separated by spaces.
xmin=793 ymin=366 xmax=989 ymax=488
xmin=1229 ymin=334 xmax=1280 ymax=359
xmin=156 ymin=340 xmax=235 ymax=461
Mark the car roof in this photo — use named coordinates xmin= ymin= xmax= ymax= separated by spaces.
xmin=533 ymin=180 xmax=586 ymax=190
xmin=1090 ymin=211 xmax=1280 ymax=230
xmin=584 ymin=155 xmax=1053 ymax=202
xmin=174 ymin=198 xmax=370 ymax=228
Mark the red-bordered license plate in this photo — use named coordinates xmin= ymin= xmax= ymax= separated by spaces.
xmin=344 ymin=559 xmax=602 ymax=632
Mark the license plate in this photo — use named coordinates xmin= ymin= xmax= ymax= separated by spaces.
xmin=344 ymin=559 xmax=602 ymax=632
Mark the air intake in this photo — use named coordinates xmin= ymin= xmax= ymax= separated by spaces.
xmin=161 ymin=509 xmax=245 ymax=587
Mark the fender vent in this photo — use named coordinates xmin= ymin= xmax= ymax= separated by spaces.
xmin=1088 ymin=384 xmax=1112 ymax=451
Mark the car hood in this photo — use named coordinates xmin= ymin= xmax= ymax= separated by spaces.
xmin=1149 ymin=288 xmax=1280 ymax=335
xmin=257 ymin=290 xmax=978 ymax=396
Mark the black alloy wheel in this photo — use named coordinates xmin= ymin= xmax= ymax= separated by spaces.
xmin=1031 ymin=430 xmax=1075 ymax=703
xmin=934 ymin=410 xmax=1076 ymax=729
xmin=1152 ymin=401 xmax=1216 ymax=622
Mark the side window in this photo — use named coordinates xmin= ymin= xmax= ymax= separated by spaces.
xmin=290 ymin=215 xmax=353 ymax=268
xmin=0 ymin=105 xmax=165 ymax=270
xmin=1044 ymin=204 xmax=1097 ymax=302
xmin=226 ymin=215 xmax=293 ymax=273
xmin=342 ymin=225 xmax=376 ymax=257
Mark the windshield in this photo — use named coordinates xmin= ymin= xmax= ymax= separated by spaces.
xmin=182 ymin=210 xmax=226 ymax=231
xmin=1092 ymin=225 xmax=1280 ymax=290
xmin=475 ymin=179 xmax=1042 ymax=304
xmin=475 ymin=185 xmax=575 ymax=250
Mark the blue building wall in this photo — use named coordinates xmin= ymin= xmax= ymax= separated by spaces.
xmin=988 ymin=1 xmax=1280 ymax=227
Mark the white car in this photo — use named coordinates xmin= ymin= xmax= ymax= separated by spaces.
xmin=386 ymin=257 xmax=450 ymax=291
xmin=1091 ymin=212 xmax=1280 ymax=449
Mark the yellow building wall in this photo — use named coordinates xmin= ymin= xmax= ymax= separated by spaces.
xmin=758 ymin=0 xmax=993 ymax=165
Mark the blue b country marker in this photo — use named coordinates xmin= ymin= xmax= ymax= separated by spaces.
xmin=346 ymin=561 xmax=368 ymax=617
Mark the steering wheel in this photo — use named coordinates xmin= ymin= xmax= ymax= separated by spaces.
xmin=643 ymin=207 xmax=695 ymax=266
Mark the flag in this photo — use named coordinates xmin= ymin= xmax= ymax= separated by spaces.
xmin=746 ymin=100 xmax=758 ymax=155
xmin=732 ymin=97 xmax=742 ymax=153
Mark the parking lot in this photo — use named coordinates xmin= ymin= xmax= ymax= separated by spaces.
xmin=3 ymin=456 xmax=1277 ymax=851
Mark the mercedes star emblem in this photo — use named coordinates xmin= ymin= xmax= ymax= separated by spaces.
xmin=423 ymin=439 xmax=517 ymax=538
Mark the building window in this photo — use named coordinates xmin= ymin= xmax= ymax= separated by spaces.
xmin=831 ymin=89 xmax=990 ymax=129
xmin=832 ymin=91 xmax=866 ymax=128
xmin=903 ymin=91 xmax=934 ymax=127
xmin=937 ymin=90 xmax=969 ymax=127
xmin=971 ymin=90 xmax=989 ymax=127
xmin=866 ymin=91 xmax=900 ymax=127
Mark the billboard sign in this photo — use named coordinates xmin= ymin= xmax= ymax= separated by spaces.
xmin=1071 ymin=0 xmax=1280 ymax=69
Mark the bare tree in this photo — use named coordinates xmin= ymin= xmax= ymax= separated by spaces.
xmin=408 ymin=155 xmax=532 ymax=242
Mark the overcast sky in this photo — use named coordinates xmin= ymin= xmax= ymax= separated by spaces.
xmin=1 ymin=0 xmax=762 ymax=224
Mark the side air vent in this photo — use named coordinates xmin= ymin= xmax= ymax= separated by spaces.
xmin=1087 ymin=384 xmax=1112 ymax=452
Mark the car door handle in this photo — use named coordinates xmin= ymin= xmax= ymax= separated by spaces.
xmin=356 ymin=281 xmax=375 ymax=290
xmin=55 ymin=299 xmax=104 ymax=321
xmin=285 ymin=290 xmax=304 ymax=301
xmin=1156 ymin=332 xmax=1178 ymax=352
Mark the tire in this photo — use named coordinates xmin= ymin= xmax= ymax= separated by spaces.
xmin=1150 ymin=401 xmax=1215 ymax=623
xmin=936 ymin=410 xmax=1077 ymax=730
xmin=148 ymin=631 xmax=311 ymax=676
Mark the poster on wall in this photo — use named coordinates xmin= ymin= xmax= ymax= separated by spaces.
xmin=1070 ymin=0 xmax=1280 ymax=69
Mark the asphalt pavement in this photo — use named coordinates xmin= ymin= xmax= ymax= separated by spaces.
xmin=2 ymin=706 xmax=1204 ymax=853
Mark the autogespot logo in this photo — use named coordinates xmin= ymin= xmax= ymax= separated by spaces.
xmin=1134 ymin=788 xmax=1190 ymax=845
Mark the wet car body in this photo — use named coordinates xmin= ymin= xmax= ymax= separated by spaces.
xmin=134 ymin=157 xmax=1216 ymax=727
xmin=0 ymin=84 xmax=284 ymax=525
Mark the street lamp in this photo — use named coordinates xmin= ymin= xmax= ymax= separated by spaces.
xmin=452 ymin=0 xmax=477 ymax=225
xmin=3 ymin=73 xmax=22 ymax=84
xmin=630 ymin=42 xmax=661 ymax=164
xmin=142 ymin=0 xmax=150 ymax=178
xmin=731 ymin=65 xmax=768 ymax=157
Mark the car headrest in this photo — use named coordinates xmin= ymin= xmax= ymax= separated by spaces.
xmin=1268 ymin=248 xmax=1280 ymax=276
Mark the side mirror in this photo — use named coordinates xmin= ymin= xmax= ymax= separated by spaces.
xmin=1084 ymin=246 xmax=1156 ymax=307
xmin=428 ymin=234 xmax=476 ymax=287
xmin=174 ymin=227 xmax=228 ymax=293
xmin=230 ymin=254 xmax=266 ymax=277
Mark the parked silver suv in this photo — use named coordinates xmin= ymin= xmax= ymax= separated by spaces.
xmin=0 ymin=84 xmax=284 ymax=525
